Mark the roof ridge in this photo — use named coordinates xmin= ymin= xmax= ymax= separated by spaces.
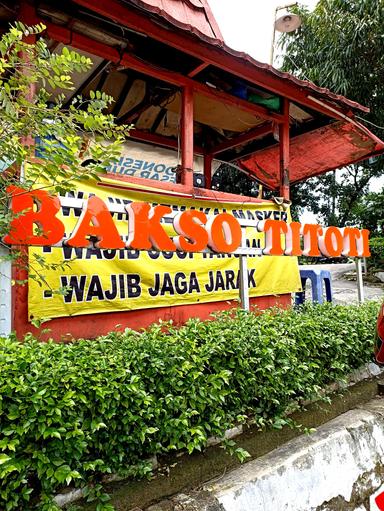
xmin=124 ymin=0 xmax=224 ymax=42
xmin=185 ymin=0 xmax=206 ymax=9
xmin=200 ymin=0 xmax=224 ymax=42
xmin=119 ymin=1 xmax=366 ymax=113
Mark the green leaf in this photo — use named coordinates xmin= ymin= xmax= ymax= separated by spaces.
xmin=0 ymin=454 xmax=11 ymax=465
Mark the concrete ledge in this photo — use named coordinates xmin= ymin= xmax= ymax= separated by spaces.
xmin=63 ymin=365 xmax=384 ymax=510
xmin=163 ymin=397 xmax=384 ymax=511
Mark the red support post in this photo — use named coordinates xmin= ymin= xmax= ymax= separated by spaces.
xmin=12 ymin=0 xmax=37 ymax=336
xmin=279 ymin=98 xmax=290 ymax=200
xmin=180 ymin=86 xmax=194 ymax=188
xmin=19 ymin=1 xmax=37 ymax=147
xmin=204 ymin=154 xmax=212 ymax=189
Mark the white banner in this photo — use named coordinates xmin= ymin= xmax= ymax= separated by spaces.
xmin=107 ymin=139 xmax=220 ymax=183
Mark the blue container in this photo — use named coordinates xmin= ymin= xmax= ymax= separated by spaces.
xmin=231 ymin=82 xmax=248 ymax=100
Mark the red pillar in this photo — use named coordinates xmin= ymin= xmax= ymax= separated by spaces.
xmin=279 ymin=98 xmax=290 ymax=200
xmin=12 ymin=0 xmax=37 ymax=336
xmin=180 ymin=86 xmax=194 ymax=188
xmin=204 ymin=154 xmax=212 ymax=189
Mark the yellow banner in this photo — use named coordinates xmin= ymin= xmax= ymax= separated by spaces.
xmin=28 ymin=177 xmax=301 ymax=320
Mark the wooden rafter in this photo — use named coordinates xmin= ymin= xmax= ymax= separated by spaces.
xmin=210 ymin=123 xmax=273 ymax=155
xmin=29 ymin=11 xmax=284 ymax=124
xmin=118 ymin=85 xmax=177 ymax=124
xmin=117 ymin=87 xmax=151 ymax=124
xmin=112 ymin=75 xmax=135 ymax=116
xmin=150 ymin=108 xmax=167 ymax=133
xmin=188 ymin=62 xmax=209 ymax=78
xmin=63 ymin=59 xmax=110 ymax=109
xmin=129 ymin=128 xmax=204 ymax=155
xmin=71 ymin=0 xmax=351 ymax=121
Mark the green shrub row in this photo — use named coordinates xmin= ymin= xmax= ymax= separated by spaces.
xmin=369 ymin=237 xmax=384 ymax=269
xmin=0 ymin=302 xmax=380 ymax=510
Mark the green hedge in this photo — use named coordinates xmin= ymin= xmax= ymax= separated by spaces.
xmin=0 ymin=302 xmax=380 ymax=510
xmin=370 ymin=237 xmax=384 ymax=269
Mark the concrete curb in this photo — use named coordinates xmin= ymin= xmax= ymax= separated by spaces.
xmin=54 ymin=363 xmax=384 ymax=509
xmin=157 ymin=397 xmax=384 ymax=511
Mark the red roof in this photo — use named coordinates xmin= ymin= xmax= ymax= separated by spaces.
xmin=126 ymin=0 xmax=368 ymax=114
xmin=214 ymin=47 xmax=369 ymax=114
xmin=126 ymin=0 xmax=224 ymax=42
xmin=114 ymin=0 xmax=383 ymax=188
xmin=68 ymin=0 xmax=383 ymax=186
xmin=239 ymin=120 xmax=384 ymax=189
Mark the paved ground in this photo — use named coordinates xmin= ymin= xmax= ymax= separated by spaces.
xmin=298 ymin=263 xmax=384 ymax=305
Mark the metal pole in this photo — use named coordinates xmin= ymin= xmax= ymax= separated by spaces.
xmin=356 ymin=258 xmax=365 ymax=303
xmin=239 ymin=228 xmax=250 ymax=311
xmin=239 ymin=255 xmax=250 ymax=311
xmin=270 ymin=3 xmax=299 ymax=65
xmin=270 ymin=17 xmax=277 ymax=66
xmin=279 ymin=98 xmax=290 ymax=200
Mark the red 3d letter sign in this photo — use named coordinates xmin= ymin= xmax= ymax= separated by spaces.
xmin=3 ymin=187 xmax=371 ymax=257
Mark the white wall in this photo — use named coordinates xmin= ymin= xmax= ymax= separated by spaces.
xmin=0 ymin=246 xmax=12 ymax=337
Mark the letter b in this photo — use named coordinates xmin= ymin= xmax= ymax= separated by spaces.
xmin=3 ymin=186 xmax=64 ymax=246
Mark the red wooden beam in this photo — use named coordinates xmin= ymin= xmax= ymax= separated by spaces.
xmin=13 ymin=0 xmax=36 ymax=333
xmin=72 ymin=0 xmax=352 ymax=121
xmin=204 ymin=154 xmax=212 ymax=189
xmin=37 ymin=16 xmax=283 ymax=124
xmin=45 ymin=21 xmax=121 ymax=62
xmin=99 ymin=169 xmax=267 ymax=202
xmin=119 ymin=54 xmax=283 ymax=123
xmin=279 ymin=98 xmax=290 ymax=200
xmin=210 ymin=123 xmax=273 ymax=155
xmin=180 ymin=86 xmax=194 ymax=188
xmin=188 ymin=62 xmax=209 ymax=78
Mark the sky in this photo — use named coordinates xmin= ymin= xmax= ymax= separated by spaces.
xmin=208 ymin=0 xmax=383 ymax=218
xmin=209 ymin=0 xmax=318 ymax=64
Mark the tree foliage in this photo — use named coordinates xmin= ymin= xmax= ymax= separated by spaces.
xmin=0 ymin=23 xmax=131 ymax=288
xmin=212 ymin=163 xmax=261 ymax=197
xmin=291 ymin=165 xmax=384 ymax=234
xmin=280 ymin=0 xmax=384 ymax=231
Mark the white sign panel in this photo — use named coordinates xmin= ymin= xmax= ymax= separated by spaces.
xmin=107 ymin=139 xmax=219 ymax=184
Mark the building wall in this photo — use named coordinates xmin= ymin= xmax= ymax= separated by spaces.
xmin=13 ymin=293 xmax=291 ymax=341
xmin=0 ymin=246 xmax=12 ymax=337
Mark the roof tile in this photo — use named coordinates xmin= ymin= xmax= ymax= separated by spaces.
xmin=126 ymin=0 xmax=368 ymax=114
xmin=128 ymin=0 xmax=223 ymax=41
